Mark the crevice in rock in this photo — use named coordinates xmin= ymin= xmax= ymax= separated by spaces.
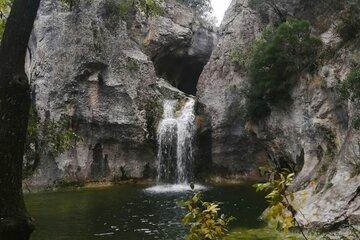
xmin=295 ymin=148 xmax=305 ymax=173
xmin=90 ymin=143 xmax=110 ymax=179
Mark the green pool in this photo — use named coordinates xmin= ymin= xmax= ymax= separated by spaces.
xmin=25 ymin=184 xmax=282 ymax=240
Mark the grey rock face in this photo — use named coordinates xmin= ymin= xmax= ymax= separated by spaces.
xmin=197 ymin=0 xmax=359 ymax=228
xmin=24 ymin=0 xmax=214 ymax=188
xmin=197 ymin=0 xmax=266 ymax=181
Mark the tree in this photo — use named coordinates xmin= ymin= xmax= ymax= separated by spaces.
xmin=244 ymin=19 xmax=322 ymax=121
xmin=0 ymin=0 xmax=41 ymax=239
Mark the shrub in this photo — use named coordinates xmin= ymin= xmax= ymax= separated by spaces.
xmin=181 ymin=184 xmax=234 ymax=240
xmin=337 ymin=68 xmax=360 ymax=129
xmin=135 ymin=0 xmax=164 ymax=16
xmin=177 ymin=0 xmax=212 ymax=15
xmin=338 ymin=68 xmax=360 ymax=101
xmin=127 ymin=60 xmax=139 ymax=72
xmin=119 ymin=0 xmax=134 ymax=19
xmin=246 ymin=19 xmax=322 ymax=121
xmin=230 ymin=45 xmax=250 ymax=70
xmin=337 ymin=0 xmax=360 ymax=42
xmin=43 ymin=116 xmax=82 ymax=157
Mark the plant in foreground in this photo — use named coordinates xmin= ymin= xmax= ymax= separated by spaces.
xmin=181 ymin=184 xmax=234 ymax=240
xmin=254 ymin=168 xmax=308 ymax=240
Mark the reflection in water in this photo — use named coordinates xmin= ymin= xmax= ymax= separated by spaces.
xmin=25 ymin=184 xmax=267 ymax=240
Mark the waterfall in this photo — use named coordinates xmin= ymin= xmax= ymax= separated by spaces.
xmin=156 ymin=98 xmax=196 ymax=184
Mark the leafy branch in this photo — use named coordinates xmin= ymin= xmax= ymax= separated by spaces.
xmin=181 ymin=184 xmax=235 ymax=240
xmin=254 ymin=168 xmax=308 ymax=240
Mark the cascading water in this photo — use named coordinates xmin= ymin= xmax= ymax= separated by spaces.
xmin=145 ymin=97 xmax=207 ymax=193
xmin=156 ymin=98 xmax=196 ymax=184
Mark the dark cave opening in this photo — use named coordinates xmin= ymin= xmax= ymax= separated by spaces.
xmin=153 ymin=53 xmax=207 ymax=96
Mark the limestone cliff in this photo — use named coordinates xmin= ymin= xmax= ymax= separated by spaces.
xmin=197 ymin=0 xmax=359 ymax=231
xmin=24 ymin=0 xmax=215 ymax=189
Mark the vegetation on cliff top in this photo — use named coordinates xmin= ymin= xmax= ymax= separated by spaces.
xmin=337 ymin=0 xmax=360 ymax=42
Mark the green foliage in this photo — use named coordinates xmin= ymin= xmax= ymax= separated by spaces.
xmin=145 ymin=99 xmax=163 ymax=141
xmin=0 ymin=0 xmax=12 ymax=39
xmin=181 ymin=184 xmax=234 ymax=240
xmin=103 ymin=0 xmax=164 ymax=28
xmin=24 ymin=109 xmax=82 ymax=175
xmin=127 ymin=60 xmax=139 ymax=72
xmin=338 ymin=68 xmax=360 ymax=101
xmin=117 ymin=0 xmax=164 ymax=18
xmin=60 ymin=0 xmax=163 ymax=16
xmin=337 ymin=0 xmax=360 ymax=42
xmin=230 ymin=45 xmax=249 ymax=70
xmin=136 ymin=0 xmax=164 ymax=16
xmin=27 ymin=104 xmax=39 ymax=142
xmin=43 ymin=116 xmax=82 ymax=157
xmin=177 ymin=0 xmax=212 ymax=15
xmin=59 ymin=0 xmax=76 ymax=9
xmin=246 ymin=19 xmax=322 ymax=121
xmin=253 ymin=168 xmax=298 ymax=234
xmin=119 ymin=0 xmax=134 ymax=19
xmin=24 ymin=104 xmax=41 ymax=177
xmin=337 ymin=68 xmax=360 ymax=129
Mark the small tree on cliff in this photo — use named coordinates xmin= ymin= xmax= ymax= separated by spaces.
xmin=0 ymin=0 xmax=40 ymax=239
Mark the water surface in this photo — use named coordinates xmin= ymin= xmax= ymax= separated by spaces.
xmin=25 ymin=184 xmax=268 ymax=240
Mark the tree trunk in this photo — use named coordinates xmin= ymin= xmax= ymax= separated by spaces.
xmin=0 ymin=0 xmax=40 ymax=239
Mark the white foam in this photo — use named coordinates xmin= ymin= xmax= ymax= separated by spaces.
xmin=144 ymin=184 xmax=207 ymax=194
xmin=156 ymin=98 xmax=195 ymax=183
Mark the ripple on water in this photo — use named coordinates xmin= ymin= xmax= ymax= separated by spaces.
xmin=144 ymin=184 xmax=207 ymax=194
